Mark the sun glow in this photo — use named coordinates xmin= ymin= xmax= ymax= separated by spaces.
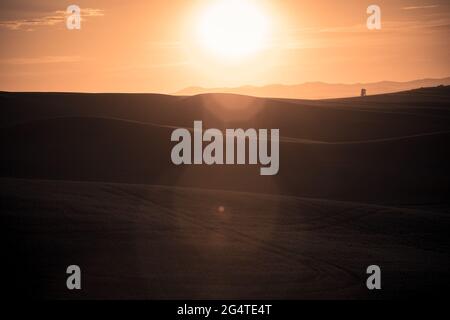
xmin=196 ymin=0 xmax=270 ymax=60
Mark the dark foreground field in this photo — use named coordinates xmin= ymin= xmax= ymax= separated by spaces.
xmin=2 ymin=178 xmax=450 ymax=299
xmin=1 ymin=86 xmax=450 ymax=299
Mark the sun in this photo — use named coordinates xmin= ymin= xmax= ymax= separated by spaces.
xmin=196 ymin=0 xmax=270 ymax=61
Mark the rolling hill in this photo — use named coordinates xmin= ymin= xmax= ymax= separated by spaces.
xmin=1 ymin=86 xmax=450 ymax=299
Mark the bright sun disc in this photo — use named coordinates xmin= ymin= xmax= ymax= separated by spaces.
xmin=197 ymin=0 xmax=270 ymax=60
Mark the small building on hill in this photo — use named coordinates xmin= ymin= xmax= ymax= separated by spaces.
xmin=361 ymin=88 xmax=367 ymax=97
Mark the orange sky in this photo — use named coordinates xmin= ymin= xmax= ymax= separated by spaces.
xmin=0 ymin=0 xmax=449 ymax=93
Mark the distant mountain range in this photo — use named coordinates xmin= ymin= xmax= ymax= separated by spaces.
xmin=176 ymin=77 xmax=450 ymax=99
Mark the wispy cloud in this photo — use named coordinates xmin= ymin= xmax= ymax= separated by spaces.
xmin=148 ymin=41 xmax=183 ymax=49
xmin=402 ymin=5 xmax=439 ymax=10
xmin=279 ymin=16 xmax=450 ymax=51
xmin=291 ymin=16 xmax=449 ymax=35
xmin=146 ymin=61 xmax=191 ymax=68
xmin=0 ymin=8 xmax=103 ymax=31
xmin=0 ymin=56 xmax=82 ymax=65
xmin=108 ymin=61 xmax=192 ymax=73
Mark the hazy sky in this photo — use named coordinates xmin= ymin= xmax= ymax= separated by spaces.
xmin=0 ymin=0 xmax=449 ymax=93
